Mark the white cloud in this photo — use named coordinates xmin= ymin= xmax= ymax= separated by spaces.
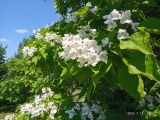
xmin=15 ymin=29 xmax=28 ymax=34
xmin=0 ymin=38 xmax=8 ymax=43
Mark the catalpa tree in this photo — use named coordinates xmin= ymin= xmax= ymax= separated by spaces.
xmin=4 ymin=0 xmax=160 ymax=120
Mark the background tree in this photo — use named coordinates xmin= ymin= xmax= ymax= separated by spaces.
xmin=0 ymin=44 xmax=6 ymax=79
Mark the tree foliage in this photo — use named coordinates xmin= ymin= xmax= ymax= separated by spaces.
xmin=1 ymin=0 xmax=160 ymax=119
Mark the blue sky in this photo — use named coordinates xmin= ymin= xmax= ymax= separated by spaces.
xmin=0 ymin=0 xmax=59 ymax=58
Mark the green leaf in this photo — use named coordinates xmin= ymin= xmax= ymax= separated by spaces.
xmin=32 ymin=56 xmax=41 ymax=65
xmin=123 ymin=51 xmax=160 ymax=81
xmin=92 ymin=61 xmax=112 ymax=87
xmin=75 ymin=6 xmax=89 ymax=15
xmin=118 ymin=67 xmax=145 ymax=99
xmin=78 ymin=62 xmax=112 ymax=101
xmin=41 ymin=53 xmax=48 ymax=60
xmin=151 ymin=38 xmax=160 ymax=48
xmin=138 ymin=18 xmax=160 ymax=35
xmin=120 ymin=32 xmax=153 ymax=55
xmin=53 ymin=94 xmax=62 ymax=99
xmin=140 ymin=18 xmax=160 ymax=30
xmin=60 ymin=67 xmax=68 ymax=78
xmin=110 ymin=47 xmax=123 ymax=56
xmin=138 ymin=27 xmax=160 ymax=35
xmin=74 ymin=67 xmax=93 ymax=83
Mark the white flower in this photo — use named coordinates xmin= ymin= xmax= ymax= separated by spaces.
xmin=49 ymin=105 xmax=58 ymax=119
xmin=35 ymin=32 xmax=43 ymax=39
xmin=120 ymin=10 xmax=131 ymax=24
xmin=65 ymin=108 xmax=77 ymax=119
xmin=65 ymin=102 xmax=106 ymax=120
xmin=117 ymin=29 xmax=129 ymax=40
xmin=5 ymin=114 xmax=15 ymax=120
xmin=45 ymin=33 xmax=60 ymax=44
xmin=124 ymin=19 xmax=132 ymax=24
xmin=22 ymin=46 xmax=37 ymax=57
xmin=91 ymin=104 xmax=101 ymax=113
xmin=42 ymin=87 xmax=53 ymax=94
xmin=90 ymin=6 xmax=98 ymax=14
xmin=103 ymin=9 xmax=121 ymax=30
xmin=34 ymin=95 xmax=42 ymax=104
xmin=47 ymin=101 xmax=58 ymax=119
xmin=91 ymin=29 xmax=96 ymax=32
xmin=74 ymin=104 xmax=80 ymax=110
xmin=22 ymin=46 xmax=30 ymax=56
xmin=81 ymin=103 xmax=93 ymax=120
xmin=51 ymin=105 xmax=58 ymax=114
xmin=103 ymin=9 xmax=122 ymax=21
xmin=66 ymin=13 xmax=77 ymax=22
xmin=78 ymin=26 xmax=97 ymax=39
xmin=21 ymin=103 xmax=33 ymax=114
xmin=103 ymin=9 xmax=139 ymax=32
xmin=59 ymin=34 xmax=108 ymax=67
xmin=109 ymin=9 xmax=122 ymax=20
xmin=86 ymin=2 xmax=92 ymax=7
xmin=102 ymin=37 xmax=109 ymax=46
xmin=104 ymin=19 xmax=117 ymax=30
xmin=131 ymin=22 xmax=140 ymax=31
xmin=31 ymin=104 xmax=46 ymax=117
xmin=20 ymin=87 xmax=57 ymax=119
xmin=48 ymin=102 xmax=54 ymax=109
xmin=86 ymin=2 xmax=98 ymax=14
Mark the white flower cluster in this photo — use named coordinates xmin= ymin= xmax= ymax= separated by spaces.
xmin=20 ymin=87 xmax=58 ymax=119
xmin=34 ymin=31 xmax=61 ymax=45
xmin=45 ymin=32 xmax=61 ymax=45
xmin=35 ymin=32 xmax=44 ymax=39
xmin=86 ymin=2 xmax=98 ymax=14
xmin=22 ymin=46 xmax=37 ymax=57
xmin=59 ymin=34 xmax=108 ymax=67
xmin=33 ymin=29 xmax=43 ymax=39
xmin=5 ymin=114 xmax=15 ymax=120
xmin=139 ymin=94 xmax=160 ymax=110
xmin=103 ymin=9 xmax=139 ymax=30
xmin=66 ymin=13 xmax=77 ymax=23
xmin=101 ymin=37 xmax=112 ymax=48
xmin=78 ymin=25 xmax=97 ymax=39
xmin=103 ymin=9 xmax=139 ymax=39
xmin=65 ymin=102 xmax=106 ymax=120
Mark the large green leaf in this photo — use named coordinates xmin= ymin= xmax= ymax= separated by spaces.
xmin=78 ymin=61 xmax=112 ymax=101
xmin=92 ymin=61 xmax=112 ymax=87
xmin=138 ymin=27 xmax=160 ymax=35
xmin=140 ymin=18 xmax=160 ymax=30
xmin=123 ymin=51 xmax=160 ymax=81
xmin=118 ymin=67 xmax=145 ymax=99
xmin=73 ymin=67 xmax=94 ymax=83
xmin=138 ymin=18 xmax=160 ymax=35
xmin=120 ymin=32 xmax=153 ymax=55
